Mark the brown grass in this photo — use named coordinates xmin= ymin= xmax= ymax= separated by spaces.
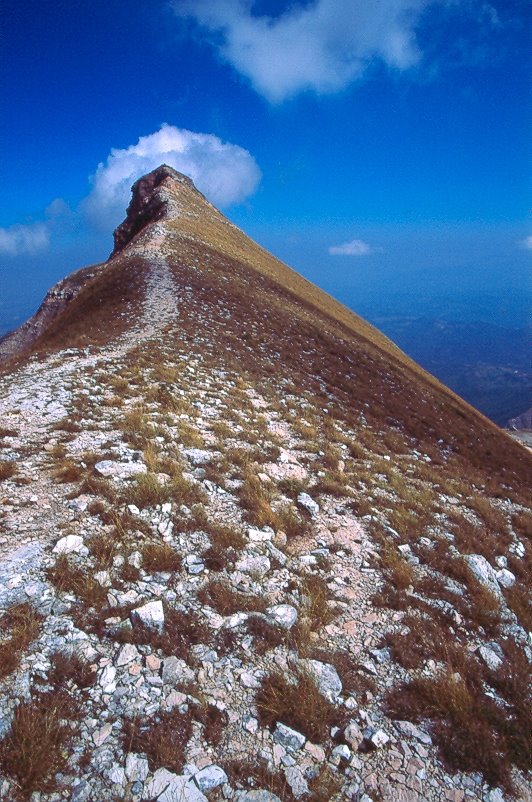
xmin=224 ymin=758 xmax=293 ymax=801
xmin=512 ymin=510 xmax=532 ymax=539
xmin=195 ymin=703 xmax=228 ymax=746
xmin=141 ymin=541 xmax=182 ymax=573
xmin=0 ymin=603 xmax=43 ymax=680
xmin=377 ymin=537 xmax=415 ymax=591
xmin=197 ymin=579 xmax=267 ymax=616
xmin=0 ymin=460 xmax=17 ymax=481
xmin=256 ymin=667 xmax=337 ymax=742
xmin=299 ymin=574 xmax=336 ymax=629
xmin=48 ymin=651 xmax=96 ymax=690
xmin=46 ymin=554 xmax=108 ymax=608
xmin=123 ymin=708 xmax=193 ymax=773
xmin=0 ymin=690 xmax=81 ymax=799
xmin=386 ymin=667 xmax=519 ymax=791
xmin=124 ymin=603 xmax=210 ymax=659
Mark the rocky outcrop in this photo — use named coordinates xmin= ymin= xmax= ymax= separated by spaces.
xmin=111 ymin=164 xmax=196 ymax=256
xmin=0 ymin=263 xmax=102 ymax=363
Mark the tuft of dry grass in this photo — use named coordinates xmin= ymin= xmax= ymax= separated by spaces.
xmin=48 ymin=651 xmax=96 ymax=690
xmin=123 ymin=708 xmax=193 ymax=774
xmin=377 ymin=537 xmax=415 ymax=591
xmin=123 ymin=472 xmax=171 ymax=508
xmin=198 ymin=579 xmax=267 ymax=616
xmin=0 ymin=690 xmax=81 ymax=799
xmin=141 ymin=541 xmax=182 ymax=573
xmin=256 ymin=667 xmax=337 ymax=742
xmin=46 ymin=554 xmax=108 ymax=608
xmin=385 ymin=668 xmax=518 ymax=792
xmin=124 ymin=603 xmax=210 ymax=659
xmin=0 ymin=603 xmax=43 ymax=681
xmin=224 ymin=758 xmax=293 ymax=801
xmin=238 ymin=473 xmax=278 ymax=528
xmin=195 ymin=703 xmax=228 ymax=746
xmin=299 ymin=574 xmax=336 ymax=629
xmin=512 ymin=510 xmax=532 ymax=540
xmin=0 ymin=460 xmax=17 ymax=481
xmin=246 ymin=616 xmax=286 ymax=654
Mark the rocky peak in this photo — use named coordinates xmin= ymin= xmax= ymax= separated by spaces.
xmin=111 ymin=165 xmax=198 ymax=256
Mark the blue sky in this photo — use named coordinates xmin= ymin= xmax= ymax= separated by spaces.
xmin=1 ymin=0 xmax=530 ymax=332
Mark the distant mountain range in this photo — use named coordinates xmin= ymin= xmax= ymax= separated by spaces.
xmin=369 ymin=316 xmax=531 ymax=427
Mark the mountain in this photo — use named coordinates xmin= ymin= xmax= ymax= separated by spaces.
xmin=0 ymin=166 xmax=530 ymax=802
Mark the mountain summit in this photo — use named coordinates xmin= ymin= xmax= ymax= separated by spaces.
xmin=0 ymin=168 xmax=530 ymax=802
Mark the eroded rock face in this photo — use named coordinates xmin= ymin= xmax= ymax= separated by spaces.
xmin=111 ymin=165 xmax=194 ymax=256
xmin=0 ymin=264 xmax=101 ymax=362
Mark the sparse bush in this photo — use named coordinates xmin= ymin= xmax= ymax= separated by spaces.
xmin=46 ymin=554 xmax=107 ymax=608
xmin=224 ymin=757 xmax=292 ymax=801
xmin=299 ymin=574 xmax=336 ymax=629
xmin=386 ymin=669 xmax=516 ymax=791
xmin=246 ymin=616 xmax=286 ymax=654
xmin=195 ymin=703 xmax=228 ymax=746
xmin=124 ymin=603 xmax=210 ymax=659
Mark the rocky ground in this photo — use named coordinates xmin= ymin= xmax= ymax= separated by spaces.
xmin=0 ymin=193 xmax=530 ymax=802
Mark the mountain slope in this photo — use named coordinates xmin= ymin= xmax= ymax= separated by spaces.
xmin=0 ymin=166 xmax=530 ymax=802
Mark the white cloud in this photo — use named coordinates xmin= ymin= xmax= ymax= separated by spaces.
xmin=82 ymin=124 xmax=261 ymax=229
xmin=519 ymin=235 xmax=532 ymax=250
xmin=329 ymin=238 xmax=378 ymax=256
xmin=0 ymin=222 xmax=49 ymax=256
xmin=173 ymin=0 xmax=431 ymax=102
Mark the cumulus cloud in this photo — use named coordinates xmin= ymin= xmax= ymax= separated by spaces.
xmin=82 ymin=124 xmax=261 ymax=229
xmin=329 ymin=238 xmax=379 ymax=256
xmin=0 ymin=222 xmax=49 ymax=256
xmin=173 ymin=0 xmax=431 ymax=102
xmin=519 ymin=235 xmax=532 ymax=250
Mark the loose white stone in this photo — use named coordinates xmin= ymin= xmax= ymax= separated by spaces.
xmin=303 ymin=659 xmax=342 ymax=702
xmin=95 ymin=460 xmax=147 ymax=478
xmin=266 ymin=604 xmax=298 ymax=630
xmin=125 ymin=753 xmax=149 ymax=782
xmin=393 ymin=720 xmax=432 ymax=744
xmin=53 ymin=534 xmax=84 ymax=555
xmin=116 ymin=643 xmax=140 ymax=667
xmin=464 ymin=554 xmax=502 ymax=598
xmin=235 ymin=555 xmax=270 ymax=576
xmin=93 ymin=723 xmax=112 ymax=746
xmin=248 ymin=527 xmax=274 ymax=542
xmin=157 ymin=776 xmax=208 ymax=802
xmin=273 ymin=722 xmax=306 ymax=751
xmin=194 ymin=765 xmax=228 ymax=792
xmin=495 ymin=568 xmax=515 ymax=588
xmin=131 ymin=600 xmax=165 ymax=633
xmin=297 ymin=492 xmax=319 ymax=517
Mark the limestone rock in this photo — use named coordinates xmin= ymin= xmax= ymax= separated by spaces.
xmin=193 ymin=765 xmax=228 ymax=792
xmin=463 ymin=555 xmax=502 ymax=599
xmin=303 ymin=659 xmax=342 ymax=702
xmin=273 ymin=722 xmax=306 ymax=751
xmin=53 ymin=534 xmax=84 ymax=554
xmin=297 ymin=492 xmax=319 ymax=517
xmin=130 ymin=600 xmax=165 ymax=633
xmin=94 ymin=460 xmax=147 ymax=478
xmin=266 ymin=604 xmax=298 ymax=630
